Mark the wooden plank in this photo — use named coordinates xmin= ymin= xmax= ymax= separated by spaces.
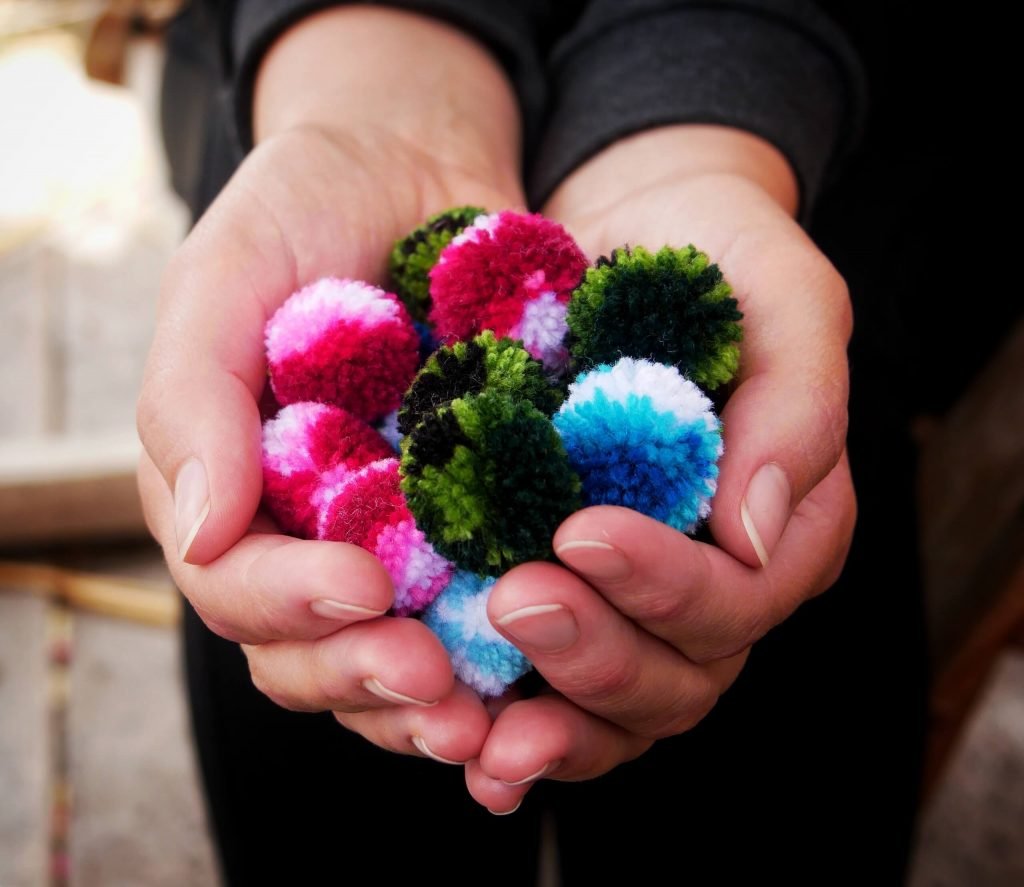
xmin=0 ymin=594 xmax=51 ymax=887
xmin=0 ymin=560 xmax=179 ymax=628
xmin=0 ymin=432 xmax=145 ymax=545
xmin=67 ymin=611 xmax=220 ymax=886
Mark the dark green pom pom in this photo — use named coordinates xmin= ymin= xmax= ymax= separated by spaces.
xmin=397 ymin=331 xmax=563 ymax=436
xmin=400 ymin=390 xmax=581 ymax=574
xmin=567 ymin=245 xmax=743 ymax=390
xmin=389 ymin=206 xmax=485 ymax=322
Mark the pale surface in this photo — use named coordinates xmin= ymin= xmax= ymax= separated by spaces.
xmin=68 ymin=611 xmax=220 ymax=887
xmin=0 ymin=595 xmax=50 ymax=887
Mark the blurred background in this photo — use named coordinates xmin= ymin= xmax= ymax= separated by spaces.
xmin=0 ymin=2 xmax=1021 ymax=885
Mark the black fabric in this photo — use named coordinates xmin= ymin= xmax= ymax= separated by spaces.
xmin=170 ymin=0 xmax=861 ymax=217
xmin=532 ymin=0 xmax=864 ymax=212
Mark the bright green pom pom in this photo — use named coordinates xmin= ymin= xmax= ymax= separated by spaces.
xmin=398 ymin=331 xmax=562 ymax=437
xmin=389 ymin=206 xmax=485 ymax=322
xmin=400 ymin=390 xmax=581 ymax=574
xmin=567 ymin=245 xmax=743 ymax=390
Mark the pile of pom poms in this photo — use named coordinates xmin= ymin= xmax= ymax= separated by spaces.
xmin=260 ymin=207 xmax=742 ymax=696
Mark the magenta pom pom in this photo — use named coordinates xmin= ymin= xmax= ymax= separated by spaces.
xmin=318 ymin=459 xmax=452 ymax=614
xmin=428 ymin=211 xmax=588 ymax=372
xmin=262 ymin=402 xmax=394 ymax=538
xmin=266 ymin=277 xmax=421 ymax=422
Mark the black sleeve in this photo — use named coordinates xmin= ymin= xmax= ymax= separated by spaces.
xmin=530 ymin=0 xmax=866 ymax=216
xmin=218 ymin=0 xmax=863 ymax=217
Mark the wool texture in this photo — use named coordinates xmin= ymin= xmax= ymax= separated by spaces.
xmin=317 ymin=458 xmax=452 ymax=615
xmin=262 ymin=402 xmax=395 ymax=538
xmin=423 ymin=571 xmax=532 ymax=697
xmin=389 ymin=206 xmax=485 ymax=323
xmin=266 ymin=277 xmax=421 ymax=422
xmin=401 ymin=390 xmax=582 ymax=574
xmin=567 ymin=246 xmax=743 ymax=390
xmin=554 ymin=358 xmax=723 ymax=532
xmin=428 ymin=210 xmax=588 ymax=373
xmin=397 ymin=331 xmax=562 ymax=437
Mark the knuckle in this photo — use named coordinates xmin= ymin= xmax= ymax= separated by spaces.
xmin=631 ymin=584 xmax=704 ymax=633
xmin=310 ymin=640 xmax=350 ymax=709
xmin=571 ymin=655 xmax=640 ymax=704
xmin=641 ymin=689 xmax=717 ymax=740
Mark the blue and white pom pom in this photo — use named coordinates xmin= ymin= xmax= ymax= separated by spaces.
xmin=553 ymin=357 xmax=723 ymax=532
xmin=422 ymin=572 xmax=532 ymax=697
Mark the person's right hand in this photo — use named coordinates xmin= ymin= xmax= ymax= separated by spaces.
xmin=137 ymin=8 xmax=524 ymax=771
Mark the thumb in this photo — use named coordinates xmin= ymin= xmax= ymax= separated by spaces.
xmin=709 ymin=369 xmax=849 ymax=569
xmin=707 ymin=257 xmax=852 ymax=569
xmin=137 ymin=245 xmax=286 ymax=565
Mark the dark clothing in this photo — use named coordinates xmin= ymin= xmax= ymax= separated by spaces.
xmin=166 ymin=0 xmax=864 ymax=217
xmin=163 ymin=2 xmax=939 ymax=883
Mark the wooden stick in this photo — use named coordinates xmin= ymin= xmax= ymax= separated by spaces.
xmin=0 ymin=560 xmax=180 ymax=627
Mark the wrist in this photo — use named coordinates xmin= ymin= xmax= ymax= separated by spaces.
xmin=544 ymin=125 xmax=799 ymax=222
xmin=253 ymin=6 xmax=522 ymax=198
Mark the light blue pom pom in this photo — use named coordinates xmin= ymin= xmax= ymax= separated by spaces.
xmin=422 ymin=571 xmax=532 ymax=697
xmin=554 ymin=357 xmax=723 ymax=532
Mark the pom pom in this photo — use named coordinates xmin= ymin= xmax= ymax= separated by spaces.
xmin=401 ymin=390 xmax=581 ymax=574
xmin=266 ymin=277 xmax=420 ymax=422
xmin=397 ymin=331 xmax=562 ymax=437
xmin=262 ymin=402 xmax=395 ymax=538
xmin=554 ymin=358 xmax=723 ymax=532
xmin=318 ymin=458 xmax=452 ymax=615
xmin=567 ymin=246 xmax=743 ymax=390
xmin=428 ymin=211 xmax=588 ymax=373
xmin=423 ymin=572 xmax=531 ymax=697
xmin=389 ymin=206 xmax=485 ymax=322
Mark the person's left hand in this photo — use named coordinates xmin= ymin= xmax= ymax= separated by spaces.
xmin=464 ymin=126 xmax=856 ymax=813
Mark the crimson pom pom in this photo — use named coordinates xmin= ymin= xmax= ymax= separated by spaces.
xmin=266 ymin=277 xmax=421 ymax=423
xmin=262 ymin=402 xmax=394 ymax=538
xmin=427 ymin=211 xmax=588 ymax=373
xmin=318 ymin=459 xmax=452 ymax=614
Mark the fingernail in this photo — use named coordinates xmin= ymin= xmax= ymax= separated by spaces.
xmin=555 ymin=540 xmax=630 ymax=580
xmin=411 ymin=734 xmax=463 ymax=765
xmin=740 ymin=463 xmax=791 ymax=567
xmin=500 ymin=760 xmax=559 ymax=786
xmin=362 ymin=677 xmax=437 ymax=707
xmin=496 ymin=605 xmax=579 ymax=653
xmin=175 ymin=458 xmax=210 ymax=561
xmin=488 ymin=799 xmax=523 ymax=816
xmin=310 ymin=599 xmax=386 ymax=620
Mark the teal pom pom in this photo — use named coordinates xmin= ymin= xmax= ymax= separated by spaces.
xmin=389 ymin=206 xmax=485 ymax=323
xmin=400 ymin=390 xmax=581 ymax=574
xmin=567 ymin=245 xmax=743 ymax=390
xmin=554 ymin=358 xmax=723 ymax=532
xmin=397 ymin=331 xmax=562 ymax=437
xmin=423 ymin=572 xmax=532 ymax=697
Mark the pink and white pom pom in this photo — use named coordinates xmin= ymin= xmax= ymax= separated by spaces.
xmin=317 ymin=459 xmax=452 ymax=615
xmin=266 ymin=277 xmax=421 ymax=423
xmin=262 ymin=402 xmax=396 ymax=538
xmin=261 ymin=402 xmax=451 ymax=614
xmin=428 ymin=211 xmax=588 ymax=374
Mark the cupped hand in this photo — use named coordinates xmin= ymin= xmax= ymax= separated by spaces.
xmin=138 ymin=6 xmax=525 ymax=767
xmin=466 ymin=126 xmax=856 ymax=812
